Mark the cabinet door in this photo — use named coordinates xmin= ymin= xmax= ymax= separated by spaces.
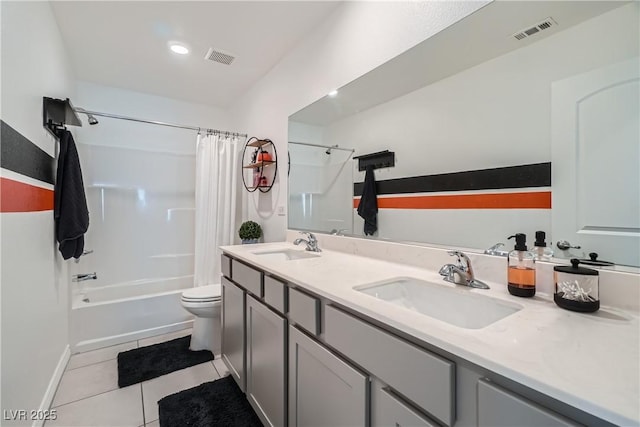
xmin=289 ymin=326 xmax=368 ymax=427
xmin=372 ymin=383 xmax=438 ymax=427
xmin=478 ymin=379 xmax=580 ymax=427
xmin=246 ymin=295 xmax=287 ymax=427
xmin=221 ymin=277 xmax=246 ymax=392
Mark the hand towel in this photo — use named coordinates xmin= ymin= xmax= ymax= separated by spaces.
xmin=54 ymin=129 xmax=89 ymax=260
xmin=357 ymin=165 xmax=378 ymax=236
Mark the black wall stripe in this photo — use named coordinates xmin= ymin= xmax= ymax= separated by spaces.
xmin=1 ymin=120 xmax=55 ymax=185
xmin=354 ymin=162 xmax=551 ymax=197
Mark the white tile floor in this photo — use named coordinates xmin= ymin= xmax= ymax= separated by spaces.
xmin=46 ymin=328 xmax=230 ymax=427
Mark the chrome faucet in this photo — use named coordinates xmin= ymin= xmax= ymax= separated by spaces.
xmin=484 ymin=243 xmax=509 ymax=257
xmin=439 ymin=251 xmax=489 ymax=289
xmin=293 ymin=232 xmax=321 ymax=252
xmin=73 ymin=272 xmax=97 ymax=282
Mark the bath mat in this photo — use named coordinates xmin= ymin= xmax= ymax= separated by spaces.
xmin=117 ymin=335 xmax=214 ymax=387
xmin=158 ymin=375 xmax=262 ymax=427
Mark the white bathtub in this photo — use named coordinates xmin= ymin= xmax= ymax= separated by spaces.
xmin=71 ymin=275 xmax=194 ymax=353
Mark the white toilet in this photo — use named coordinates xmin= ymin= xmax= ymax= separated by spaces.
xmin=180 ymin=284 xmax=222 ymax=353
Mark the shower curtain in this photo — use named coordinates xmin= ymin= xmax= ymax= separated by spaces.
xmin=194 ymin=133 xmax=240 ymax=286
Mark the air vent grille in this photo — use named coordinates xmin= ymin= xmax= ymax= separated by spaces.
xmin=204 ymin=48 xmax=235 ymax=65
xmin=512 ymin=17 xmax=557 ymax=41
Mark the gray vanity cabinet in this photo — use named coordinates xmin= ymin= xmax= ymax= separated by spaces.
xmin=246 ymin=294 xmax=287 ymax=427
xmin=221 ymin=277 xmax=246 ymax=392
xmin=477 ymin=379 xmax=581 ymax=427
xmin=289 ymin=325 xmax=368 ymax=427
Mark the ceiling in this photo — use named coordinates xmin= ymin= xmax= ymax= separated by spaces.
xmin=51 ymin=1 xmax=341 ymax=108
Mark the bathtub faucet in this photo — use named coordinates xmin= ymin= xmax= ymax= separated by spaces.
xmin=73 ymin=272 xmax=97 ymax=282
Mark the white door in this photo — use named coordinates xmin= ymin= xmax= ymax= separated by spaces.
xmin=552 ymin=58 xmax=640 ymax=267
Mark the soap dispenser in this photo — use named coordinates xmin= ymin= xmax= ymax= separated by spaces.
xmin=507 ymin=233 xmax=536 ymax=297
xmin=533 ymin=231 xmax=554 ymax=261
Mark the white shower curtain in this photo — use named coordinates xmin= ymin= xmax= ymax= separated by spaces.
xmin=194 ymin=133 xmax=240 ymax=287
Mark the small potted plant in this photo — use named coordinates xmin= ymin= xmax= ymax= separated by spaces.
xmin=239 ymin=220 xmax=262 ymax=244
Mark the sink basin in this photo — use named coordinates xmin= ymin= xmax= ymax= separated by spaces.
xmin=355 ymin=277 xmax=522 ymax=329
xmin=252 ymin=248 xmax=320 ymax=261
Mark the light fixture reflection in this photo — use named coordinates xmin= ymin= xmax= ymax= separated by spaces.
xmin=169 ymin=42 xmax=189 ymax=55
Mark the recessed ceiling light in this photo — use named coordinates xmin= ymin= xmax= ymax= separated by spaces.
xmin=328 ymin=89 xmax=338 ymax=98
xmin=169 ymin=42 xmax=189 ymax=55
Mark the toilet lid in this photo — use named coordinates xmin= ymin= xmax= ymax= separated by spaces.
xmin=182 ymin=284 xmax=221 ymax=302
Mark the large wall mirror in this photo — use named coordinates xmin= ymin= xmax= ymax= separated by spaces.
xmin=288 ymin=1 xmax=639 ymax=267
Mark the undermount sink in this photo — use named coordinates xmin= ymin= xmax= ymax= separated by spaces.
xmin=355 ymin=277 xmax=522 ymax=329
xmin=252 ymin=248 xmax=320 ymax=261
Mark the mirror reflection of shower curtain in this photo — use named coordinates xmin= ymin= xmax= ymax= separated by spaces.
xmin=194 ymin=133 xmax=240 ymax=286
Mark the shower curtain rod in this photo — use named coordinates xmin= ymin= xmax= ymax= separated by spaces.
xmin=73 ymin=107 xmax=247 ymax=137
xmin=288 ymin=141 xmax=355 ymax=153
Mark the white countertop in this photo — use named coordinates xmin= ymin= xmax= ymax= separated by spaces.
xmin=221 ymin=242 xmax=640 ymax=426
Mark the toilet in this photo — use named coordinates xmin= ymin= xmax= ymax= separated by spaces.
xmin=180 ymin=284 xmax=222 ymax=353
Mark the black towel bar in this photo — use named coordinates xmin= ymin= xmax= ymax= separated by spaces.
xmin=353 ymin=150 xmax=395 ymax=171
xmin=43 ymin=97 xmax=82 ymax=137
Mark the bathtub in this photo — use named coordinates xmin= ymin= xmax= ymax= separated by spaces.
xmin=71 ymin=275 xmax=194 ymax=353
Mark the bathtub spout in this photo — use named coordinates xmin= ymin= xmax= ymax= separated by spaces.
xmin=73 ymin=272 xmax=97 ymax=282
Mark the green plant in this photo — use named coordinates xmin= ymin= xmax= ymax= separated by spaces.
xmin=239 ymin=220 xmax=262 ymax=240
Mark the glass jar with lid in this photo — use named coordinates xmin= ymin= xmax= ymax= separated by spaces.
xmin=553 ymin=259 xmax=599 ymax=312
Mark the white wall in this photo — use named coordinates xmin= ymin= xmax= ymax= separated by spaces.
xmin=323 ymin=3 xmax=638 ymax=250
xmin=0 ymin=1 xmax=75 ymax=423
xmin=228 ymin=1 xmax=489 ymax=242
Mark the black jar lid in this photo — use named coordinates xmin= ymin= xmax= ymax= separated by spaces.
xmin=554 ymin=258 xmax=599 ymax=276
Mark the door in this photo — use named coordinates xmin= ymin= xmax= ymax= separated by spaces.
xmin=246 ymin=295 xmax=287 ymax=427
xmin=289 ymin=326 xmax=368 ymax=427
xmin=221 ymin=277 xmax=246 ymax=391
xmin=552 ymin=58 xmax=639 ymax=266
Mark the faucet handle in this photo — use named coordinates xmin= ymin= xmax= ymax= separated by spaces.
xmin=447 ymin=250 xmax=471 ymax=270
xmin=300 ymin=231 xmax=317 ymax=242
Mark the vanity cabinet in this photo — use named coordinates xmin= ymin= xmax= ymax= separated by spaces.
xmin=246 ymin=295 xmax=287 ymax=427
xmin=222 ymin=259 xmax=288 ymax=427
xmin=324 ymin=304 xmax=455 ymax=426
xmin=222 ymin=253 xmax=606 ymax=427
xmin=288 ymin=325 xmax=368 ymax=427
xmin=221 ymin=277 xmax=246 ymax=391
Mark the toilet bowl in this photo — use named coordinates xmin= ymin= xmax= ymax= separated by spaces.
xmin=180 ymin=284 xmax=221 ymax=353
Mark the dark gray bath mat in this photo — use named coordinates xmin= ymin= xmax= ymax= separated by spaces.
xmin=117 ymin=335 xmax=214 ymax=387
xmin=158 ymin=375 xmax=262 ymax=427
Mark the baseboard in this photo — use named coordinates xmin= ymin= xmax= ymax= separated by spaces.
xmin=73 ymin=320 xmax=194 ymax=354
xmin=33 ymin=345 xmax=70 ymax=427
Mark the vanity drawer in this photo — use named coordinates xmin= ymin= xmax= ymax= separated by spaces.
xmin=288 ymin=287 xmax=320 ymax=335
xmin=232 ymin=259 xmax=262 ymax=297
xmin=478 ymin=379 xmax=580 ymax=427
xmin=324 ymin=305 xmax=455 ymax=426
xmin=373 ymin=384 xmax=438 ymax=427
xmin=264 ymin=275 xmax=287 ymax=314
xmin=221 ymin=254 xmax=232 ymax=278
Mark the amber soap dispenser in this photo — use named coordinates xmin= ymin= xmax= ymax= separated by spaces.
xmin=507 ymin=233 xmax=536 ymax=297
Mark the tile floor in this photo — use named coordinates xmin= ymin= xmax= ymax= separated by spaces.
xmin=46 ymin=328 xmax=230 ymax=427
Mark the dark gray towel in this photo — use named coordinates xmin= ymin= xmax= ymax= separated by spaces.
xmin=54 ymin=129 xmax=89 ymax=260
xmin=357 ymin=165 xmax=378 ymax=236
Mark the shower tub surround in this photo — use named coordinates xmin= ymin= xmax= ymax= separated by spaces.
xmin=222 ymin=231 xmax=639 ymax=426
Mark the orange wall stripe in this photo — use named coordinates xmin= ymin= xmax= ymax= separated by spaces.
xmin=353 ymin=191 xmax=551 ymax=210
xmin=1 ymin=177 xmax=54 ymax=212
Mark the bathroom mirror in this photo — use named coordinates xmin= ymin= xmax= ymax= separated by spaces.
xmin=288 ymin=1 xmax=640 ymax=267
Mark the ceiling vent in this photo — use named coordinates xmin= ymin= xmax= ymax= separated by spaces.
xmin=204 ymin=48 xmax=235 ymax=65
xmin=512 ymin=17 xmax=557 ymax=41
